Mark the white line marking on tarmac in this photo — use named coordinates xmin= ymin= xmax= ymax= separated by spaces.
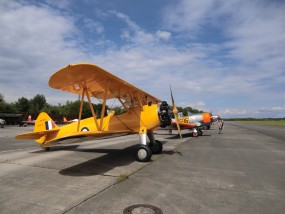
xmin=0 ymin=147 xmax=38 ymax=154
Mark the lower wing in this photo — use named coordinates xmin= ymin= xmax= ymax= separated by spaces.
xmin=16 ymin=129 xmax=133 ymax=145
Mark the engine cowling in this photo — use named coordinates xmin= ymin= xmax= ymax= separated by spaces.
xmin=158 ymin=101 xmax=172 ymax=128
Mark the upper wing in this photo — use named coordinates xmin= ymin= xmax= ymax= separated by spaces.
xmin=49 ymin=63 xmax=160 ymax=107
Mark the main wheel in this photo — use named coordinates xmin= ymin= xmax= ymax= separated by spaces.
xmin=193 ymin=131 xmax=198 ymax=137
xmin=149 ymin=140 xmax=163 ymax=154
xmin=198 ymin=129 xmax=203 ymax=136
xmin=135 ymin=145 xmax=152 ymax=162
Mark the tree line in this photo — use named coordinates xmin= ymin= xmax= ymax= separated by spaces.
xmin=0 ymin=93 xmax=203 ymax=124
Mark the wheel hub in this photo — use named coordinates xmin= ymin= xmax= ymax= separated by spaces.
xmin=138 ymin=149 xmax=147 ymax=159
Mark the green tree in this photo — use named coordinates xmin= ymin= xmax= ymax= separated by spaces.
xmin=30 ymin=94 xmax=47 ymax=114
xmin=0 ymin=94 xmax=16 ymax=113
xmin=112 ymin=106 xmax=126 ymax=115
xmin=0 ymin=93 xmax=3 ymax=103
xmin=63 ymin=100 xmax=109 ymax=119
xmin=0 ymin=94 xmax=4 ymax=112
xmin=175 ymin=106 xmax=203 ymax=116
xmin=15 ymin=97 xmax=30 ymax=113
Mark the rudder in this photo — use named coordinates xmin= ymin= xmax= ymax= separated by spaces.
xmin=34 ymin=112 xmax=58 ymax=132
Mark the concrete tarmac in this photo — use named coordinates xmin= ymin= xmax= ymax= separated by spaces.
xmin=0 ymin=122 xmax=284 ymax=214
xmin=0 ymin=126 xmax=185 ymax=214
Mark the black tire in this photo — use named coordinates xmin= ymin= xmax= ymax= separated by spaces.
xmin=44 ymin=147 xmax=50 ymax=151
xmin=135 ymin=145 xmax=152 ymax=162
xmin=149 ymin=140 xmax=163 ymax=154
xmin=198 ymin=129 xmax=203 ymax=136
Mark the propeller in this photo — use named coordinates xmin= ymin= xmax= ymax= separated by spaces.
xmin=170 ymin=84 xmax=182 ymax=139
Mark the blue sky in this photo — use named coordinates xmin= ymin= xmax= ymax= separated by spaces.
xmin=0 ymin=0 xmax=285 ymax=118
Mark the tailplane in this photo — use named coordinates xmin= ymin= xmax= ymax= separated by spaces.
xmin=16 ymin=112 xmax=59 ymax=144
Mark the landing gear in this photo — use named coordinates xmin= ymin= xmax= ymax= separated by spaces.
xmin=149 ymin=140 xmax=163 ymax=154
xmin=193 ymin=129 xmax=198 ymax=137
xmin=135 ymin=145 xmax=152 ymax=162
xmin=135 ymin=132 xmax=163 ymax=162
xmin=44 ymin=147 xmax=50 ymax=151
xmin=198 ymin=129 xmax=203 ymax=136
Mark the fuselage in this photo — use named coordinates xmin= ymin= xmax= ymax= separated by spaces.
xmin=43 ymin=103 xmax=168 ymax=144
xmin=171 ymin=112 xmax=212 ymax=130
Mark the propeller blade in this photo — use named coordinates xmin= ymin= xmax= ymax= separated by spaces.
xmin=170 ymin=84 xmax=182 ymax=139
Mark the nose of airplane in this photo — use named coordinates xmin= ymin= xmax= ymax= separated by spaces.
xmin=158 ymin=101 xmax=171 ymax=128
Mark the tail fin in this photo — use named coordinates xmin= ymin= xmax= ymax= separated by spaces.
xmin=16 ymin=112 xmax=59 ymax=144
xmin=34 ymin=112 xmax=58 ymax=132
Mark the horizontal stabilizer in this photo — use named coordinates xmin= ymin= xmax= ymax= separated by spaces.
xmin=15 ymin=129 xmax=60 ymax=140
xmin=16 ymin=128 xmax=59 ymax=143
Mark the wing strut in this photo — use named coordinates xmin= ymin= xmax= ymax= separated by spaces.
xmin=86 ymin=88 xmax=100 ymax=131
xmin=77 ymin=88 xmax=85 ymax=132
xmin=100 ymin=80 xmax=110 ymax=130
xmin=117 ymin=97 xmax=129 ymax=112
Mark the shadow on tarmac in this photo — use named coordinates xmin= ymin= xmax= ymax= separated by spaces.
xmin=58 ymin=141 xmax=175 ymax=177
xmin=161 ymin=150 xmax=183 ymax=156
xmin=30 ymin=145 xmax=80 ymax=153
xmin=59 ymin=145 xmax=138 ymax=176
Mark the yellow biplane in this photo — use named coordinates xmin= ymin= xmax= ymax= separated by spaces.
xmin=16 ymin=63 xmax=181 ymax=162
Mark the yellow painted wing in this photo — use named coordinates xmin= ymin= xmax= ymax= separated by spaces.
xmin=49 ymin=63 xmax=160 ymax=107
xmin=44 ymin=130 xmax=133 ymax=145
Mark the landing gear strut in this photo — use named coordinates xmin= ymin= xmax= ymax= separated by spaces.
xmin=135 ymin=132 xmax=163 ymax=162
xmin=149 ymin=140 xmax=163 ymax=154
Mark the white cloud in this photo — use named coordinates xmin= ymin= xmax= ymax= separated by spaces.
xmin=220 ymin=108 xmax=248 ymax=116
xmin=179 ymin=101 xmax=207 ymax=111
xmin=83 ymin=18 xmax=104 ymax=34
xmin=223 ymin=1 xmax=285 ymax=71
xmin=219 ymin=106 xmax=285 ymax=118
xmin=156 ymin=30 xmax=171 ymax=41
xmin=162 ymin=0 xmax=215 ymax=34
xmin=271 ymin=106 xmax=285 ymax=111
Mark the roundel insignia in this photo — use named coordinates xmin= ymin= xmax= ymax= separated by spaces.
xmin=81 ymin=127 xmax=89 ymax=132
